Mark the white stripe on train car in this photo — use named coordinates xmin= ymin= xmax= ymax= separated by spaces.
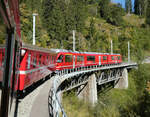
xmin=17 ymin=64 xmax=54 ymax=75
xmin=16 ymin=61 xmax=120 ymax=75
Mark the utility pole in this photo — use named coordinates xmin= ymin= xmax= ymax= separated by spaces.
xmin=73 ymin=30 xmax=76 ymax=69
xmin=128 ymin=41 xmax=130 ymax=63
xmin=73 ymin=30 xmax=75 ymax=52
xmin=111 ymin=40 xmax=113 ymax=54
xmin=96 ymin=7 xmax=97 ymax=16
xmin=33 ymin=13 xmax=38 ymax=45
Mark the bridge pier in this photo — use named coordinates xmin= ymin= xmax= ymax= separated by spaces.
xmin=115 ymin=68 xmax=128 ymax=89
xmin=78 ymin=73 xmax=97 ymax=106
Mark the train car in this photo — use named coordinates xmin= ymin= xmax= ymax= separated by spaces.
xmin=0 ymin=0 xmax=22 ymax=116
xmin=53 ymin=49 xmax=122 ymax=71
xmin=0 ymin=47 xmax=122 ymax=91
xmin=0 ymin=43 xmax=57 ymax=91
xmin=108 ymin=54 xmax=122 ymax=64
xmin=18 ymin=43 xmax=57 ymax=90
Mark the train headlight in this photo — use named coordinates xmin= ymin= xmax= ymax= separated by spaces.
xmin=21 ymin=49 xmax=26 ymax=56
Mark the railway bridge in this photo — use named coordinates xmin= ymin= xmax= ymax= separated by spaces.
xmin=47 ymin=62 xmax=137 ymax=117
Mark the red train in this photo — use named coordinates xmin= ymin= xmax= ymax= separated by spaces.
xmin=0 ymin=44 xmax=122 ymax=91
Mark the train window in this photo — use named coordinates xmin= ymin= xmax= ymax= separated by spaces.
xmin=27 ymin=53 xmax=31 ymax=69
xmin=111 ymin=56 xmax=115 ymax=60
xmin=118 ymin=56 xmax=120 ymax=60
xmin=47 ymin=56 xmax=49 ymax=62
xmin=2 ymin=52 xmax=4 ymax=64
xmin=42 ymin=56 xmax=45 ymax=64
xmin=103 ymin=56 xmax=107 ymax=60
xmin=39 ymin=54 xmax=42 ymax=65
xmin=57 ymin=55 xmax=64 ymax=63
xmin=45 ymin=56 xmax=48 ymax=65
xmin=65 ymin=55 xmax=72 ymax=62
xmin=50 ymin=55 xmax=52 ymax=63
xmin=33 ymin=57 xmax=37 ymax=68
xmin=52 ymin=56 xmax=53 ymax=63
xmin=87 ymin=56 xmax=95 ymax=62
xmin=54 ymin=56 xmax=56 ymax=63
xmin=53 ymin=56 xmax=55 ymax=63
xmin=77 ymin=56 xmax=84 ymax=62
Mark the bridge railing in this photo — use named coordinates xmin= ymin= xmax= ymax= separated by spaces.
xmin=48 ymin=81 xmax=68 ymax=117
xmin=48 ymin=62 xmax=137 ymax=117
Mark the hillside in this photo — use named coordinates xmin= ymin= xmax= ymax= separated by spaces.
xmin=18 ymin=0 xmax=150 ymax=62
xmin=1 ymin=0 xmax=149 ymax=61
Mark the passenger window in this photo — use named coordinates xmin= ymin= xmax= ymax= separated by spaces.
xmin=87 ymin=56 xmax=95 ymax=62
xmin=57 ymin=55 xmax=64 ymax=63
xmin=65 ymin=55 xmax=72 ymax=62
xmin=47 ymin=56 xmax=49 ymax=63
xmin=77 ymin=56 xmax=84 ymax=62
xmin=53 ymin=56 xmax=56 ymax=62
xmin=39 ymin=54 xmax=42 ymax=65
xmin=111 ymin=56 xmax=115 ymax=60
xmin=27 ymin=53 xmax=31 ymax=69
xmin=52 ymin=56 xmax=53 ymax=63
xmin=2 ymin=52 xmax=4 ymax=65
xmin=42 ymin=56 xmax=45 ymax=64
xmin=103 ymin=56 xmax=107 ymax=60
xmin=33 ymin=56 xmax=37 ymax=68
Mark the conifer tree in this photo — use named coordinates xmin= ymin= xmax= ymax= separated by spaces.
xmin=42 ymin=0 xmax=87 ymax=48
xmin=134 ymin=0 xmax=140 ymax=14
xmin=42 ymin=0 xmax=66 ymax=44
xmin=125 ymin=0 xmax=132 ymax=14
xmin=134 ymin=0 xmax=147 ymax=16
xmin=146 ymin=0 xmax=150 ymax=25
xmin=98 ymin=0 xmax=110 ymax=19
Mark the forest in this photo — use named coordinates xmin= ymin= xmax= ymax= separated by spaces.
xmin=0 ymin=0 xmax=150 ymax=116
xmin=17 ymin=0 xmax=150 ymax=61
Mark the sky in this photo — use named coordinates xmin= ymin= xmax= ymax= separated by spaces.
xmin=111 ymin=0 xmax=135 ymax=11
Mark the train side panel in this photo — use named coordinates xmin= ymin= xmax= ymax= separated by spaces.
xmin=18 ymin=48 xmax=56 ymax=91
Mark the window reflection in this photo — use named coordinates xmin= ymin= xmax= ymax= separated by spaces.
xmin=0 ymin=11 xmax=6 ymax=99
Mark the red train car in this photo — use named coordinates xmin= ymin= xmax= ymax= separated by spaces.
xmin=0 ymin=46 xmax=122 ymax=91
xmin=52 ymin=49 xmax=122 ymax=71
xmin=0 ymin=44 xmax=57 ymax=91
xmin=18 ymin=44 xmax=57 ymax=90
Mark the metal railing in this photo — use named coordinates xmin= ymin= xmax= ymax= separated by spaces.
xmin=48 ymin=88 xmax=67 ymax=117
xmin=48 ymin=62 xmax=137 ymax=117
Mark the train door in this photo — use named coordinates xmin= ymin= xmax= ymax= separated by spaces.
xmin=76 ymin=55 xmax=84 ymax=67
xmin=99 ymin=56 xmax=101 ymax=65
xmin=115 ymin=56 xmax=117 ymax=64
xmin=73 ymin=55 xmax=75 ymax=69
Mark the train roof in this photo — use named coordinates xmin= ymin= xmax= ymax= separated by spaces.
xmin=50 ymin=49 xmax=121 ymax=55
xmin=1 ymin=44 xmax=121 ymax=55
xmin=22 ymin=43 xmax=56 ymax=54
